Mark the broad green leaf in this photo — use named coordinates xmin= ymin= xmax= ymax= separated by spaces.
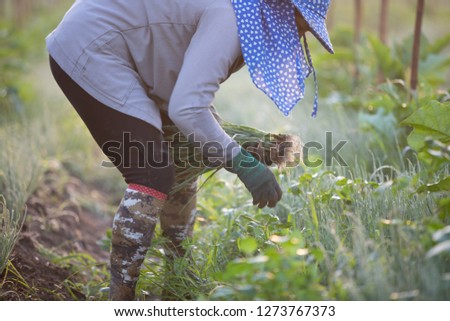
xmin=432 ymin=226 xmax=450 ymax=243
xmin=426 ymin=240 xmax=450 ymax=259
xmin=209 ymin=286 xmax=235 ymax=300
xmin=335 ymin=177 xmax=349 ymax=186
xmin=420 ymin=54 xmax=450 ymax=86
xmin=416 ymin=177 xmax=450 ymax=193
xmin=401 ymin=101 xmax=450 ymax=150
xmin=238 ymin=237 xmax=258 ymax=255
xmin=428 ymin=33 xmax=450 ymax=55
xmin=359 ymin=109 xmax=397 ymax=138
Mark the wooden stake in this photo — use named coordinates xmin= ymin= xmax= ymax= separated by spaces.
xmin=377 ymin=0 xmax=389 ymax=84
xmin=379 ymin=0 xmax=389 ymax=44
xmin=354 ymin=0 xmax=363 ymax=45
xmin=410 ymin=0 xmax=425 ymax=91
xmin=354 ymin=0 xmax=363 ymax=88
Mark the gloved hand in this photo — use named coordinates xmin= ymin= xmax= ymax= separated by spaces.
xmin=226 ymin=148 xmax=282 ymax=208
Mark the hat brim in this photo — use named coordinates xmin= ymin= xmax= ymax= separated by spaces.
xmin=294 ymin=4 xmax=334 ymax=54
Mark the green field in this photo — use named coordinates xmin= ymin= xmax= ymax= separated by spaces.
xmin=0 ymin=0 xmax=449 ymax=300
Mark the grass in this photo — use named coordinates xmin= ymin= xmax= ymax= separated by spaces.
xmin=0 ymin=0 xmax=122 ymax=277
xmin=0 ymin=197 xmax=26 ymax=275
xmin=136 ymin=14 xmax=450 ymax=299
xmin=0 ymin=119 xmax=45 ymax=273
xmin=0 ymin=260 xmax=37 ymax=299
xmin=137 ymin=162 xmax=449 ymax=300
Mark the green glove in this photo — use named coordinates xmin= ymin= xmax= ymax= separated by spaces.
xmin=226 ymin=148 xmax=282 ymax=208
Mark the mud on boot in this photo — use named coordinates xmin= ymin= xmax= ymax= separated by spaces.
xmin=109 ymin=185 xmax=166 ymax=301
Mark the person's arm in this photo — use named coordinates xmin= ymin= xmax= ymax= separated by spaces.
xmin=168 ymin=3 xmax=282 ymax=208
xmin=168 ymin=3 xmax=240 ymax=164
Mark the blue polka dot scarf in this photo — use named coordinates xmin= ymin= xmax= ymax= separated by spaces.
xmin=232 ymin=0 xmax=334 ymax=117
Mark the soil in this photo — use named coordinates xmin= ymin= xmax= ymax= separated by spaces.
xmin=0 ymin=167 xmax=115 ymax=301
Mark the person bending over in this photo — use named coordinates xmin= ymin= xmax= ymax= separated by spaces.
xmin=46 ymin=0 xmax=334 ymax=300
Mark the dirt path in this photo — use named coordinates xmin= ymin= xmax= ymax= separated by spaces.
xmin=1 ymin=166 xmax=114 ymax=300
xmin=1 ymin=60 xmax=121 ymax=300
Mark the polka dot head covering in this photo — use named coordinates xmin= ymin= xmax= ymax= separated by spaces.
xmin=232 ymin=0 xmax=334 ymax=117
xmin=293 ymin=0 xmax=334 ymax=54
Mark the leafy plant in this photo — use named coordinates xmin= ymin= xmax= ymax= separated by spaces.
xmin=401 ymin=100 xmax=450 ymax=151
xmin=211 ymin=233 xmax=329 ymax=300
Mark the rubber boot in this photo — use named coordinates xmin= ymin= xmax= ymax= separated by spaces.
xmin=160 ymin=178 xmax=198 ymax=300
xmin=160 ymin=179 xmax=197 ymax=259
xmin=109 ymin=185 xmax=166 ymax=301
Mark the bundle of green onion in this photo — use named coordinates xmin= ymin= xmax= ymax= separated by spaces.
xmin=163 ymin=122 xmax=302 ymax=194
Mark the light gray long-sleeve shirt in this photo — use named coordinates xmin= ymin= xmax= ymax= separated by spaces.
xmin=46 ymin=0 xmax=243 ymax=160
